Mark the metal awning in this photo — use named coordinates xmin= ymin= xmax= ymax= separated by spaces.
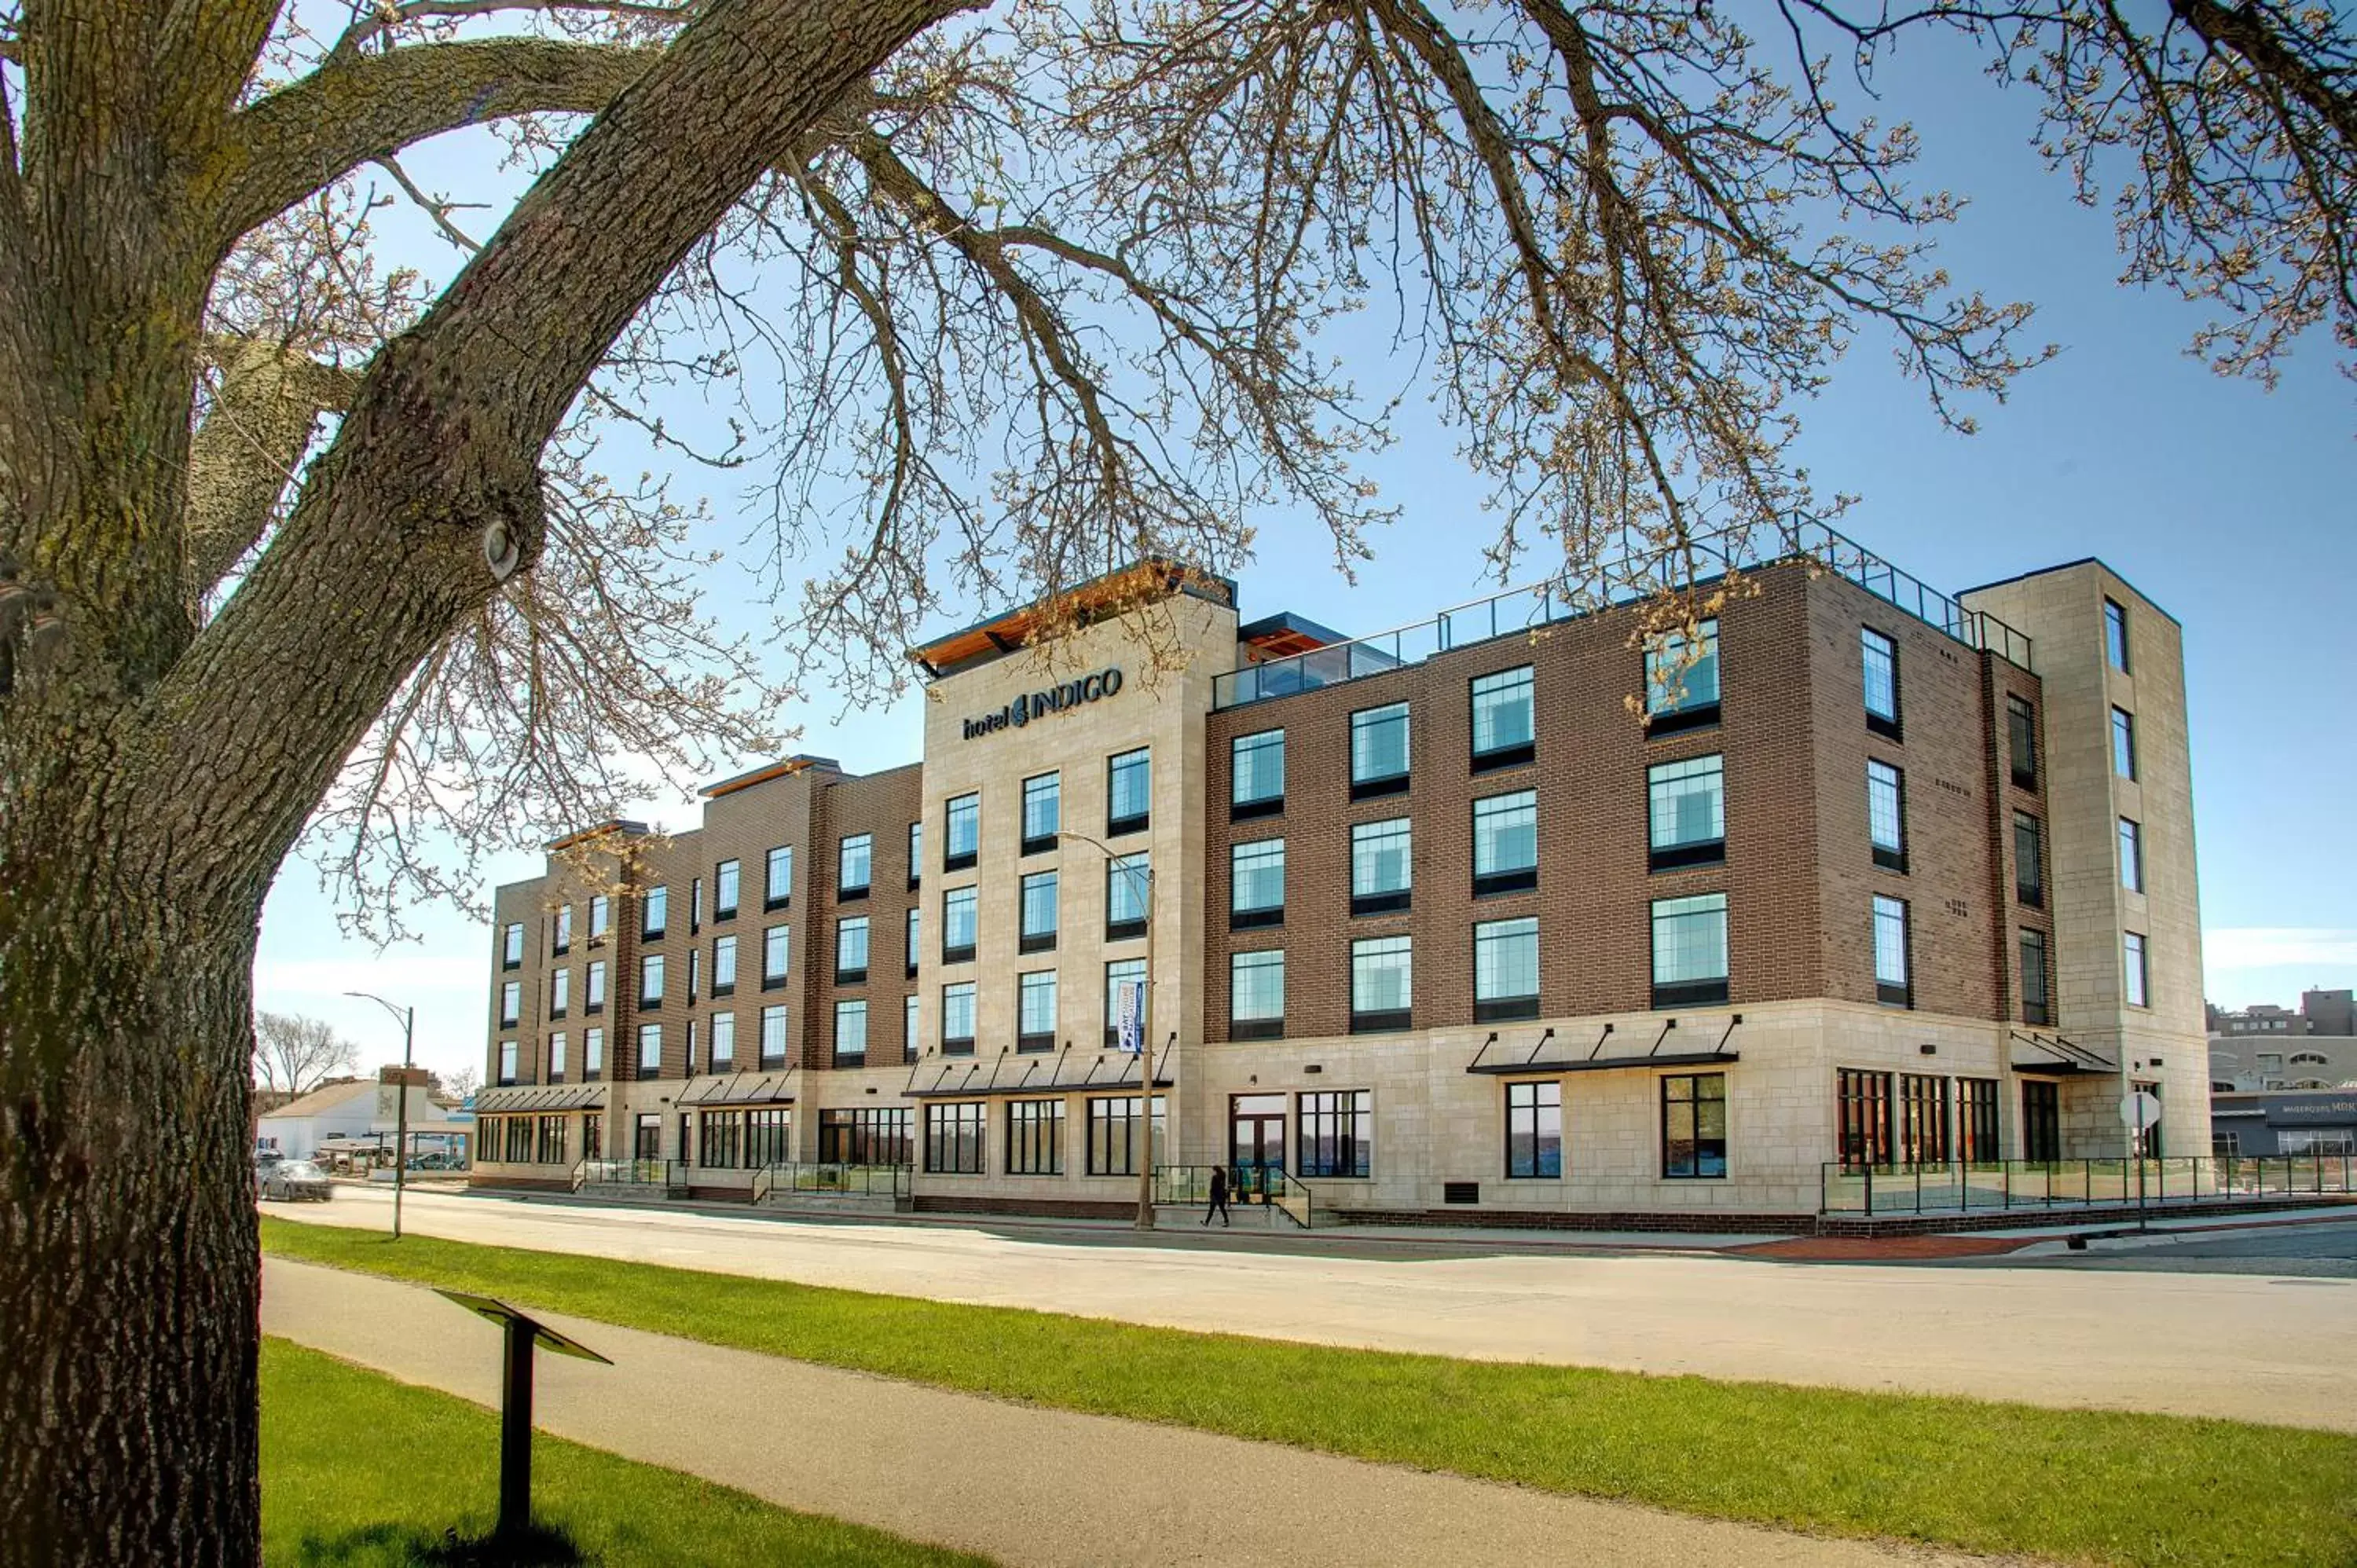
xmin=2009 ymin=1031 xmax=2116 ymax=1076
xmin=905 ymin=1050 xmax=1171 ymax=1100
xmin=475 ymin=1084 xmax=607 ymax=1113
xmin=676 ymin=1072 xmax=798 ymax=1108
xmin=1466 ymin=1017 xmax=1743 ymax=1076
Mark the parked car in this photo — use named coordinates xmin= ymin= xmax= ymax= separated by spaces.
xmin=259 ymin=1160 xmax=332 ymax=1202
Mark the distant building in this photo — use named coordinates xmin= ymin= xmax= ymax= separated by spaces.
xmin=2208 ymin=988 xmax=2355 ymax=1039
xmin=2209 ymin=1035 xmax=2357 ymax=1094
xmin=255 ymin=1075 xmax=462 ymax=1161
xmin=2210 ymin=1090 xmax=2357 ymax=1159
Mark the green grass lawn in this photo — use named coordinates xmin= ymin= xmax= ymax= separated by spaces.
xmin=263 ymin=1218 xmax=2357 ymax=1567
xmin=263 ymin=1338 xmax=988 ymax=1566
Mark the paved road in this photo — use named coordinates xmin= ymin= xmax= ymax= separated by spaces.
xmin=272 ymin=1185 xmax=2357 ymax=1431
xmin=1998 ymin=1218 xmax=2357 ymax=1278
xmin=263 ymin=1258 xmax=1996 ymax=1568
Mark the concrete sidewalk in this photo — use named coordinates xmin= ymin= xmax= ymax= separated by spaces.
xmin=263 ymin=1258 xmax=1994 ymax=1568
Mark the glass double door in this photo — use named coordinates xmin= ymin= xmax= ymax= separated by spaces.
xmin=1230 ymin=1094 xmax=1285 ymax=1203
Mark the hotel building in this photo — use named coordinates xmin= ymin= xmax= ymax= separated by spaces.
xmin=471 ymin=532 xmax=2205 ymax=1227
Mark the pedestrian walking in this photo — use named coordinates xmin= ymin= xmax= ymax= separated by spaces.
xmin=1204 ymin=1165 xmax=1231 ymax=1226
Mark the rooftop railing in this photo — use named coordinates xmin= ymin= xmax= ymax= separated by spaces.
xmin=1212 ymin=520 xmax=2034 ymax=712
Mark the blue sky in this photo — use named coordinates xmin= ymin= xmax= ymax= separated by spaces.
xmin=251 ymin=27 xmax=2356 ymax=1081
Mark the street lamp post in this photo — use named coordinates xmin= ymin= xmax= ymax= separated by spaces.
xmin=346 ymin=990 xmax=416 ymax=1240
xmin=1060 ymin=830 xmax=1157 ymax=1229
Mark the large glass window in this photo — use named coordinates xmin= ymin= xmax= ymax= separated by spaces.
xmin=2014 ymin=812 xmax=2045 ymax=907
xmin=1662 ymin=1073 xmax=1727 ymax=1178
xmin=1349 ymin=702 xmax=1410 ymax=797
xmin=502 ymin=923 xmax=524 ymax=969
xmin=1006 ymin=1099 xmax=1064 ymax=1175
xmin=588 ymin=894 xmax=610 ymax=941
xmin=905 ymin=822 xmax=922 ymax=889
xmin=1873 ymin=896 xmax=1912 ymax=1008
xmin=1867 ymin=760 xmax=1907 ymax=872
xmin=819 ymin=1106 xmax=911 ymax=1166
xmin=2020 ymin=928 xmax=2051 ymax=1025
xmin=715 ymin=859 xmax=740 ymax=919
xmin=1017 ymin=970 xmax=1058 ymax=1052
xmin=1837 ymin=1068 xmax=1893 ymax=1168
xmin=1021 ymin=772 xmax=1061 ymax=854
xmin=2124 ymin=932 xmax=2150 ymax=1008
xmin=1350 ymin=936 xmax=1412 ymax=1033
xmin=1230 ymin=839 xmax=1285 ymax=929
xmin=1644 ymin=617 xmax=1720 ymax=724
xmin=944 ymin=793 xmax=980 ymax=870
xmin=1232 ymin=729 xmax=1285 ymax=817
xmin=637 ymin=1023 xmax=662 ymax=1073
xmin=2104 ymin=597 xmax=2131 ymax=672
xmin=497 ymin=1040 xmax=518 ymax=1085
xmin=746 ymin=1107 xmax=792 ymax=1167
xmin=904 ymin=905 xmax=920 ymax=977
xmin=759 ymin=1005 xmax=787 ymax=1064
xmin=700 ymin=1111 xmax=742 ymax=1171
xmin=1861 ymin=628 xmax=1901 ymax=736
xmin=642 ymin=885 xmax=668 ymax=940
xmin=940 ymin=981 xmax=977 ymax=1054
xmin=2111 ymin=708 xmax=2137 ymax=780
xmin=1086 ymin=1094 xmax=1166 ymax=1175
xmin=1648 ymin=755 xmax=1725 ymax=870
xmin=834 ymin=999 xmax=867 ymax=1064
xmin=1230 ymin=950 xmax=1285 ymax=1041
xmin=838 ymin=833 xmax=872 ymax=896
xmin=904 ymin=992 xmax=921 ymax=1056
xmin=2007 ymin=694 xmax=2039 ymax=789
xmin=712 ymin=934 xmax=738 ymax=995
xmin=584 ymin=1027 xmax=603 ymax=1075
xmin=1020 ymin=870 xmax=1058 ymax=953
xmin=2118 ymin=818 xmax=2144 ymax=892
xmin=942 ymin=886 xmax=977 ymax=963
xmin=1897 ymin=1073 xmax=1948 ymax=1163
xmin=1298 ymin=1090 xmax=1372 ymax=1178
xmin=639 ymin=954 xmax=665 ymax=1006
xmin=762 ymin=924 xmax=790 ymax=987
xmin=550 ymin=968 xmax=570 ymax=1019
xmin=499 ymin=981 xmax=520 ymax=1028
xmin=1108 ymin=747 xmax=1151 ymax=835
xmin=549 ymin=1031 xmax=568 ymax=1079
xmin=835 ymin=916 xmax=869 ymax=983
xmin=1106 ymin=852 xmax=1150 ymax=940
xmin=1470 ymin=665 xmax=1535 ymax=768
xmin=1651 ymin=893 xmax=1728 ymax=1006
xmin=1105 ymin=959 xmax=1146 ymax=1049
xmin=1472 ymin=789 xmax=1538 ymax=896
xmin=585 ymin=960 xmax=606 ymax=1011
xmin=925 ymin=1102 xmax=985 ymax=1174
xmin=764 ymin=844 xmax=792 ymax=909
xmin=1350 ymin=819 xmax=1412 ymax=914
xmin=551 ymin=907 xmax=570 ymax=956
xmin=1505 ymin=1081 xmax=1562 ymax=1178
xmin=1957 ymin=1077 xmax=2000 ymax=1163
xmin=1474 ymin=917 xmax=1541 ymax=1022
xmin=709 ymin=1011 xmax=735 ymax=1067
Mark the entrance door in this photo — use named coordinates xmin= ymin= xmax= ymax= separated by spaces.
xmin=2021 ymin=1080 xmax=2061 ymax=1163
xmin=1230 ymin=1093 xmax=1286 ymax=1203
xmin=634 ymin=1112 xmax=662 ymax=1172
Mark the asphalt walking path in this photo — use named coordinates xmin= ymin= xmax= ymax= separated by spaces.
xmin=263 ymin=1258 xmax=1996 ymax=1568
xmin=278 ymin=1187 xmax=2357 ymax=1431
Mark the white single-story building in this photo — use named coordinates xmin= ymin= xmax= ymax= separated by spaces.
xmin=255 ymin=1078 xmax=461 ymax=1161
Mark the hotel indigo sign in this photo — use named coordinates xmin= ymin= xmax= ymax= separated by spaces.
xmin=962 ymin=667 xmax=1125 ymax=741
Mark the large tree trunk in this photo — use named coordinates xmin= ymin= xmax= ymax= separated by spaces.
xmin=0 ymin=810 xmax=265 ymax=1566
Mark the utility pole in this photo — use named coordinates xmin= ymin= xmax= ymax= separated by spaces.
xmin=347 ymin=990 xmax=417 ymax=1240
xmin=1061 ymin=830 xmax=1157 ymax=1229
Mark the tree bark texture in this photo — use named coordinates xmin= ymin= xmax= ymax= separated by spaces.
xmin=0 ymin=2 xmax=964 ymax=1561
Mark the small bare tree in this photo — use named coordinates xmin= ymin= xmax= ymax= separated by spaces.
xmin=250 ymin=1011 xmax=356 ymax=1100
xmin=440 ymin=1063 xmax=482 ymax=1101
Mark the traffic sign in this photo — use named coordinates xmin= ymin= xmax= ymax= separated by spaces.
xmin=2120 ymin=1090 xmax=2161 ymax=1130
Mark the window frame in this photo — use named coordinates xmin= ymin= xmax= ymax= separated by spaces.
xmin=834 ymin=915 xmax=870 ymax=985
xmin=941 ymin=885 xmax=978 ymax=965
xmin=1468 ymin=665 xmax=1537 ymax=771
xmin=758 ymin=1004 xmax=788 ymax=1067
xmin=641 ymin=885 xmax=667 ymax=941
xmin=2124 ymin=931 xmax=2150 ymax=1009
xmin=1349 ymin=817 xmax=1413 ymax=916
xmin=636 ymin=1022 xmax=662 ymax=1075
xmin=1105 ymin=852 xmax=1150 ymax=942
xmin=1873 ymin=895 xmax=1912 ymax=1009
xmin=1231 ymin=728 xmax=1285 ymax=820
xmin=940 ymin=980 xmax=977 ymax=1056
xmin=1662 ymin=1072 xmax=1728 ymax=1179
xmin=1473 ymin=916 xmax=1541 ymax=1024
xmin=1650 ymin=892 xmax=1729 ymax=1008
xmin=1005 ymin=1098 xmax=1065 ymax=1175
xmin=1021 ymin=771 xmax=1061 ymax=856
xmin=2019 ymin=927 xmax=2051 ymax=1026
xmin=838 ymin=833 xmax=873 ymax=899
xmin=1107 ymin=747 xmax=1152 ymax=837
xmin=1349 ymin=935 xmax=1413 ymax=1034
xmin=1229 ymin=838 xmax=1285 ymax=930
xmin=1228 ymin=948 xmax=1285 ymax=1042
xmin=2006 ymin=694 xmax=2039 ymax=789
xmin=924 ymin=1101 xmax=986 ymax=1175
xmin=1647 ymin=753 xmax=1726 ymax=872
xmin=1347 ymin=701 xmax=1411 ymax=800
xmin=764 ymin=844 xmax=793 ymax=910
xmin=1017 ymin=969 xmax=1058 ymax=1053
xmin=944 ymin=792 xmax=981 ymax=872
xmin=1860 ymin=626 xmax=1902 ymax=739
xmin=709 ymin=1010 xmax=735 ymax=1068
xmin=1472 ymin=789 xmax=1539 ymax=896
xmin=1644 ymin=617 xmax=1721 ymax=734
xmin=2118 ymin=817 xmax=2144 ymax=893
xmin=2014 ymin=811 xmax=2045 ymax=907
xmin=761 ymin=923 xmax=790 ymax=989
xmin=501 ymin=922 xmax=524 ymax=970
xmin=833 ymin=998 xmax=867 ymax=1065
xmin=1019 ymin=869 xmax=1059 ymax=954
xmin=1867 ymin=759 xmax=1908 ymax=874
xmin=2111 ymin=707 xmax=2138 ymax=781
xmin=1297 ymin=1089 xmax=1372 ymax=1178
xmin=2104 ymin=597 xmax=2131 ymax=673
xmin=1505 ymin=1079 xmax=1563 ymax=1179
xmin=712 ymin=933 xmax=737 ymax=997
xmin=714 ymin=858 xmax=740 ymax=920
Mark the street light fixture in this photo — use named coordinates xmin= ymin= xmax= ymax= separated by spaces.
xmin=346 ymin=989 xmax=416 ymax=1240
xmin=1058 ymin=829 xmax=1157 ymax=1229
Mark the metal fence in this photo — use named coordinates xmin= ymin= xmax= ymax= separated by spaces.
xmin=753 ymin=1163 xmax=911 ymax=1202
xmin=1820 ymin=1155 xmax=2357 ymax=1216
xmin=577 ymin=1158 xmax=686 ymax=1190
xmin=1154 ymin=1165 xmax=1315 ymax=1229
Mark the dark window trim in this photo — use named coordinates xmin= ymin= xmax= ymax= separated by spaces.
xmin=834 ymin=966 xmax=867 ymax=987
xmin=2011 ymin=761 xmax=2039 ymax=791
xmin=1470 ymin=740 xmax=1536 ymax=775
xmin=906 ymin=872 xmax=921 ymax=892
xmin=1229 ymin=906 xmax=1284 ymax=932
xmin=838 ymin=884 xmax=870 ymax=903
xmin=761 ymin=974 xmax=789 ymax=992
xmin=1350 ymin=890 xmax=1411 ymax=918
xmin=641 ymin=925 xmax=666 ymax=943
xmin=585 ymin=1001 xmax=604 ymax=1017
xmin=1105 ymin=917 xmax=1147 ymax=943
xmin=942 ymin=943 xmax=976 ymax=966
xmin=1472 ymin=867 xmax=1538 ymax=899
xmin=1474 ymin=995 xmax=1541 ymax=1024
xmin=1866 ymin=712 xmax=1904 ymax=743
xmin=710 ymin=981 xmax=735 ymax=999
xmin=1644 ymin=703 xmax=1720 ymax=738
xmin=1230 ymin=795 xmax=1285 ymax=822
xmin=1016 ymin=1033 xmax=1055 ymax=1055
xmin=1660 ymin=1072 xmax=1728 ymax=1180
xmin=944 ymin=850 xmax=977 ymax=874
xmin=1877 ymin=980 xmax=1914 ymax=1009
xmin=834 ymin=1050 xmax=867 ymax=1068
xmin=904 ymin=958 xmax=919 ymax=980
xmin=941 ymin=1037 xmax=977 ymax=1058
xmin=1107 ymin=811 xmax=1149 ymax=838
xmin=1648 ymin=840 xmax=1725 ymax=874
xmin=1019 ymin=932 xmax=1058 ymax=955
xmin=1872 ymin=845 xmax=1909 ymax=874
xmin=1229 ymin=1017 xmax=1285 ymax=1042
xmin=1651 ymin=978 xmax=1728 ymax=1008
xmin=1020 ymin=833 xmax=1058 ymax=858
xmin=1349 ymin=1008 xmax=1412 ymax=1035
xmin=1349 ymin=771 xmax=1410 ymax=802
xmin=765 ymin=894 xmax=792 ymax=914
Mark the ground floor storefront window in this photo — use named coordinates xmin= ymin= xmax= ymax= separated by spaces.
xmin=1838 ymin=1069 xmax=1893 ymax=1169
xmin=926 ymin=1102 xmax=985 ymax=1174
xmin=746 ymin=1107 xmax=793 ymax=1167
xmin=699 ymin=1111 xmax=743 ymax=1169
xmin=1086 ymin=1095 xmax=1166 ymax=1176
xmin=1661 ymin=1074 xmax=1726 ymax=1178
xmin=1006 ymin=1099 xmax=1064 ymax=1175
xmin=1505 ymin=1080 xmax=1561 ymax=1178
xmin=819 ymin=1106 xmax=910 ymax=1166
xmin=1298 ymin=1090 xmax=1371 ymax=1178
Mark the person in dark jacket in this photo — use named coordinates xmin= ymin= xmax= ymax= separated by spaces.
xmin=1204 ymin=1165 xmax=1232 ymax=1226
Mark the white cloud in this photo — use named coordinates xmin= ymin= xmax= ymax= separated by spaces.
xmin=2203 ymin=928 xmax=2357 ymax=969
